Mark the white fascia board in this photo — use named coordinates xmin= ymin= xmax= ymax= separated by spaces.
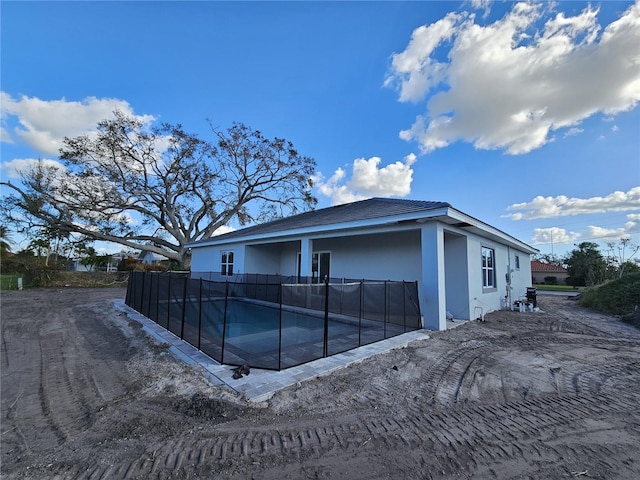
xmin=445 ymin=208 xmax=538 ymax=254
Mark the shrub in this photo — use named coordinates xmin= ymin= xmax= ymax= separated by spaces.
xmin=544 ymin=276 xmax=558 ymax=285
xmin=0 ymin=252 xmax=64 ymax=287
xmin=118 ymin=257 xmax=143 ymax=271
xmin=143 ymin=262 xmax=168 ymax=272
xmin=580 ymin=272 xmax=640 ymax=316
xmin=117 ymin=257 xmax=168 ymax=272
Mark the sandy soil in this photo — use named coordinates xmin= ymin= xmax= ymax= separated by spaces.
xmin=2 ymin=287 xmax=640 ymax=479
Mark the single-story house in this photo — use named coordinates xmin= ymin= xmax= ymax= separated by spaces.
xmin=186 ymin=198 xmax=537 ymax=330
xmin=138 ymin=251 xmax=169 ymax=265
xmin=531 ymin=260 xmax=568 ymax=285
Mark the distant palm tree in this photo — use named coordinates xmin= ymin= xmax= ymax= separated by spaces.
xmin=0 ymin=225 xmax=15 ymax=253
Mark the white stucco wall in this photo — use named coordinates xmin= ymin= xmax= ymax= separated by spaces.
xmin=464 ymin=236 xmax=533 ymax=319
xmin=190 ymin=242 xmax=246 ymax=276
xmin=245 ymin=243 xmax=282 ymax=274
xmin=312 ymin=229 xmax=422 ymax=281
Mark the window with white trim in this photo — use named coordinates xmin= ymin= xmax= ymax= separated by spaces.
xmin=221 ymin=250 xmax=234 ymax=276
xmin=482 ymin=247 xmax=496 ymax=289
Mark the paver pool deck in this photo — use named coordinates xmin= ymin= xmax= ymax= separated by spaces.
xmin=116 ymin=299 xmax=432 ymax=402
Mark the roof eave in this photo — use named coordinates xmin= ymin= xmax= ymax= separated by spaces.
xmin=186 ymin=205 xmax=537 ymax=254
xmin=185 ymin=207 xmax=451 ymax=248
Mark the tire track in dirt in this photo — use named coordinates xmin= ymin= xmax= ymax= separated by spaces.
xmin=38 ymin=330 xmax=97 ymax=445
xmin=2 ymin=289 xmax=133 ymax=475
xmin=56 ymin=388 xmax=639 ymax=479
xmin=414 ymin=340 xmax=491 ymax=405
xmin=2 ymin=299 xmax=63 ymax=460
xmin=67 ymin=306 xmax=640 ymax=478
xmin=564 ymin=361 xmax=640 ymax=395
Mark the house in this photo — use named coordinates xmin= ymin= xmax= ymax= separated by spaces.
xmin=138 ymin=251 xmax=168 ymax=265
xmin=186 ymin=198 xmax=537 ymax=330
xmin=531 ymin=259 xmax=568 ymax=285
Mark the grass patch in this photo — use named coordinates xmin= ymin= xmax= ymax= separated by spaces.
xmin=0 ymin=274 xmax=21 ymax=290
xmin=1 ymin=271 xmax=129 ymax=289
xmin=580 ymin=272 xmax=640 ymax=316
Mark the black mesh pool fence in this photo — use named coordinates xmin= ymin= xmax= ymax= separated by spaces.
xmin=125 ymin=271 xmax=422 ymax=371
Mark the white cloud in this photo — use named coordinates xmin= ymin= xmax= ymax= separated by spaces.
xmin=383 ymin=12 xmax=462 ymax=103
xmin=0 ymin=126 xmax=13 ymax=144
xmin=611 ymin=124 xmax=620 ymax=132
xmin=564 ymin=127 xmax=584 ymax=137
xmin=627 ymin=213 xmax=640 ymax=221
xmin=531 ymin=227 xmax=581 ymax=245
xmin=314 ymin=154 xmax=417 ymax=205
xmin=0 ymin=92 xmax=154 ymax=155
xmin=587 ymin=220 xmax=639 ymax=240
xmin=504 ymin=187 xmax=640 ymax=220
xmin=1 ymin=157 xmax=65 ymax=180
xmin=386 ymin=1 xmax=640 ymax=155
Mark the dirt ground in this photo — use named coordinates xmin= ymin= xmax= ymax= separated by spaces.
xmin=2 ymin=288 xmax=640 ymax=479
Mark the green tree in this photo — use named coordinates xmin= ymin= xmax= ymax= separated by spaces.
xmin=0 ymin=225 xmax=14 ymax=253
xmin=533 ymin=253 xmax=565 ymax=267
xmin=1 ymin=112 xmax=317 ymax=268
xmin=565 ymin=242 xmax=607 ymax=287
xmin=24 ymin=225 xmax=72 ymax=267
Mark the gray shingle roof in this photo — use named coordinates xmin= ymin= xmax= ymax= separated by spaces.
xmin=192 ymin=198 xmax=450 ymax=245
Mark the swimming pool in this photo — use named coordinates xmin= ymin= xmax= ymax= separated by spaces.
xmin=182 ymin=298 xmax=402 ymax=370
xmin=126 ymin=272 xmax=421 ymax=370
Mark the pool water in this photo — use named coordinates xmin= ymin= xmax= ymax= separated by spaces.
xmin=180 ymin=297 xmax=408 ymax=370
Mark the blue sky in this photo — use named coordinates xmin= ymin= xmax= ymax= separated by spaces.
xmin=2 ymin=0 xmax=639 ymax=258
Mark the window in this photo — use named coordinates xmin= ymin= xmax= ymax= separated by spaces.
xmin=515 ymin=255 xmax=520 ymax=270
xmin=221 ymin=250 xmax=234 ymax=276
xmin=481 ymin=247 xmax=496 ymax=289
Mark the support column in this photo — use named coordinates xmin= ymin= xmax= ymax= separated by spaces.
xmin=299 ymin=238 xmax=313 ymax=279
xmin=421 ymin=223 xmax=446 ymax=331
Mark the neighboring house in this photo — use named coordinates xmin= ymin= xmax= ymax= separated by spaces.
xmin=531 ymin=260 xmax=568 ymax=285
xmin=187 ymin=198 xmax=537 ymax=330
xmin=138 ymin=251 xmax=168 ymax=265
xmin=70 ymin=253 xmax=120 ymax=272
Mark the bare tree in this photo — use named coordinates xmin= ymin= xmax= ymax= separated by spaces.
xmin=605 ymin=238 xmax=640 ymax=279
xmin=1 ymin=112 xmax=317 ymax=268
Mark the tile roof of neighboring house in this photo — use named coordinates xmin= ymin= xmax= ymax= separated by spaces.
xmin=193 ymin=198 xmax=451 ymax=243
xmin=531 ymin=260 xmax=567 ymax=273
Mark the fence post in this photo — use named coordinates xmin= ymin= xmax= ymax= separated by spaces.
xmin=167 ymin=273 xmax=172 ymax=328
xmin=197 ymin=278 xmax=203 ymax=350
xmin=278 ymin=282 xmax=283 ymax=370
xmin=323 ymin=276 xmax=329 ymax=357
xmin=384 ymin=281 xmax=388 ymax=339
xmin=220 ymin=279 xmax=229 ymax=365
xmin=358 ymin=279 xmax=364 ymax=346
xmin=180 ymin=275 xmax=188 ymax=339
xmin=139 ymin=271 xmax=146 ymax=312
xmin=418 ymin=281 xmax=423 ymax=328
xmin=146 ymin=272 xmax=153 ymax=317
xmin=403 ymin=282 xmax=407 ymax=333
